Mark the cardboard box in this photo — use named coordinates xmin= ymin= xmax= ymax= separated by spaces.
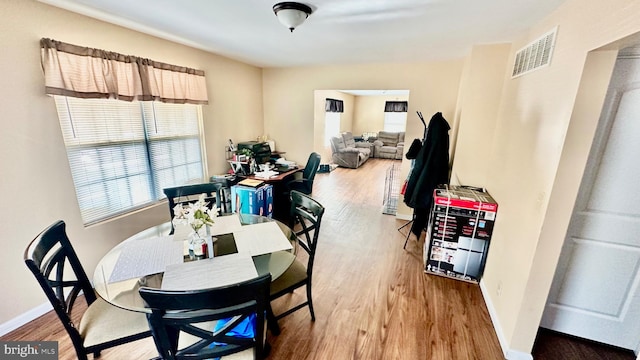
xmin=424 ymin=185 xmax=498 ymax=283
xmin=230 ymin=184 xmax=273 ymax=217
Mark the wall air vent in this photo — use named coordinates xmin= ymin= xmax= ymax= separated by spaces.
xmin=512 ymin=27 xmax=558 ymax=78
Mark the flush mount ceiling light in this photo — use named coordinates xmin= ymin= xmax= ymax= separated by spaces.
xmin=273 ymin=2 xmax=313 ymax=32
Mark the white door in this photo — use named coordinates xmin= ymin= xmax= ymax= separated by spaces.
xmin=541 ymin=52 xmax=640 ymax=351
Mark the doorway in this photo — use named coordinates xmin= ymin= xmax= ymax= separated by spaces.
xmin=540 ymin=46 xmax=640 ymax=353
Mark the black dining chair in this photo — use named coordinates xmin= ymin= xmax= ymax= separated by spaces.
xmin=285 ymin=152 xmax=321 ymax=195
xmin=139 ymin=274 xmax=271 ymax=360
xmin=163 ymin=182 xmax=226 ymax=233
xmin=24 ymin=220 xmax=152 ymax=360
xmin=269 ymin=190 xmax=325 ymax=323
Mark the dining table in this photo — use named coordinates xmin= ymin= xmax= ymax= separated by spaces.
xmin=93 ymin=213 xmax=298 ymax=313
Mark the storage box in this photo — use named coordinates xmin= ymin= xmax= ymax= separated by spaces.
xmin=424 ymin=185 xmax=498 ymax=283
xmin=230 ymin=184 xmax=273 ymax=218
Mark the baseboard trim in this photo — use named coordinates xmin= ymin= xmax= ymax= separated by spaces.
xmin=0 ymin=302 xmax=52 ymax=337
xmin=479 ymin=280 xmax=533 ymax=360
xmin=395 ymin=213 xmax=412 ymax=221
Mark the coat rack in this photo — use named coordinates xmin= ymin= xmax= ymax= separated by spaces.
xmin=398 ymin=111 xmax=427 ymax=248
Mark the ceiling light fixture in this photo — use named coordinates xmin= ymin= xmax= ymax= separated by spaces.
xmin=273 ymin=2 xmax=313 ymax=33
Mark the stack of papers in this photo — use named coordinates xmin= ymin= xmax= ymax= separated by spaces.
xmin=238 ymin=178 xmax=264 ymax=187
xmin=253 ymin=170 xmax=279 ymax=179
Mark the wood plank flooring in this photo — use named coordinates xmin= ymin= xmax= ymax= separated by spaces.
xmin=4 ymin=158 xmax=506 ymax=359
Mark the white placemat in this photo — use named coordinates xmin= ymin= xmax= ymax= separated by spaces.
xmin=108 ymin=236 xmax=184 ymax=283
xmin=161 ymin=252 xmax=258 ymax=290
xmin=232 ymin=221 xmax=293 ymax=256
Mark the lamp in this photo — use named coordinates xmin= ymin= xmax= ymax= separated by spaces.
xmin=273 ymin=2 xmax=313 ymax=32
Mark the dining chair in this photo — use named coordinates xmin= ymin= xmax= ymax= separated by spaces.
xmin=139 ymin=274 xmax=271 ymax=360
xmin=285 ymin=152 xmax=321 ymax=195
xmin=164 ymin=182 xmax=226 ymax=233
xmin=23 ymin=220 xmax=152 ymax=360
xmin=269 ymin=190 xmax=325 ymax=322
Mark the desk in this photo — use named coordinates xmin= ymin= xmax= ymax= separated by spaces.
xmin=240 ymin=168 xmax=301 ymax=223
xmin=93 ymin=214 xmax=297 ymax=313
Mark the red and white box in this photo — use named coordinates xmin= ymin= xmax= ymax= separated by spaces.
xmin=424 ymin=185 xmax=498 ymax=283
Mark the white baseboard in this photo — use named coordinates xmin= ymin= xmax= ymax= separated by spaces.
xmin=479 ymin=280 xmax=533 ymax=360
xmin=0 ymin=302 xmax=52 ymax=337
xmin=395 ymin=213 xmax=412 ymax=221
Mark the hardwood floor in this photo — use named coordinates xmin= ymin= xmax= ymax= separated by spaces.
xmin=4 ymin=158 xmax=506 ymax=359
xmin=532 ymin=328 xmax=636 ymax=360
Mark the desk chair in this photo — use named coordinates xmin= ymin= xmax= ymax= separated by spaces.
xmin=139 ymin=274 xmax=271 ymax=360
xmin=164 ymin=182 xmax=226 ymax=233
xmin=286 ymin=152 xmax=321 ymax=195
xmin=24 ymin=221 xmax=152 ymax=360
xmin=269 ymin=190 xmax=325 ymax=322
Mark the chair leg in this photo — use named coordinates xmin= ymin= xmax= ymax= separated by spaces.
xmin=266 ymin=303 xmax=281 ymax=335
xmin=306 ymin=284 xmax=315 ymax=321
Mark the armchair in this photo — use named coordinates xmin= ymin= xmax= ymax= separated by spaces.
xmin=329 ymin=132 xmax=371 ymax=169
xmin=373 ymin=131 xmax=405 ymax=159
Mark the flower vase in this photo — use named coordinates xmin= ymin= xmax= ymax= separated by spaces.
xmin=188 ymin=228 xmax=208 ymax=260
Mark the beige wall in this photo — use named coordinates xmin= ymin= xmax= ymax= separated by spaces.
xmin=312 ymin=90 xmax=355 ymax=162
xmin=450 ymin=43 xmax=511 ymax=187
xmin=352 ymin=94 xmax=409 ymax=135
xmin=0 ymin=0 xmax=263 ymax=326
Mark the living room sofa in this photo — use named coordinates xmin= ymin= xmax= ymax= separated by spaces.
xmin=373 ymin=131 xmax=405 ymax=159
xmin=329 ymin=132 xmax=372 ymax=169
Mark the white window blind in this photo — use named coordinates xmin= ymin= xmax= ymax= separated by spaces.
xmin=384 ymin=112 xmax=407 ymax=132
xmin=324 ymin=112 xmax=341 ymax=146
xmin=54 ymin=96 xmax=205 ymax=225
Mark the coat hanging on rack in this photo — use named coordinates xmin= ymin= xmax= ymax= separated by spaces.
xmin=403 ymin=112 xmax=450 ymax=237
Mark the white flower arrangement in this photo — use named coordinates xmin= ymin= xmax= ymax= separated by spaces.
xmin=172 ymin=193 xmax=218 ymax=233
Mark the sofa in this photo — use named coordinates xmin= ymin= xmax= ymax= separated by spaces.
xmin=329 ymin=132 xmax=372 ymax=169
xmin=373 ymin=131 xmax=405 ymax=159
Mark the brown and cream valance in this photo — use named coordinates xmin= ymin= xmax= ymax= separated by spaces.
xmin=40 ymin=38 xmax=208 ymax=104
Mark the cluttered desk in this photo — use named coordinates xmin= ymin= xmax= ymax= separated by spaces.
xmin=223 ymin=139 xmax=300 ymax=223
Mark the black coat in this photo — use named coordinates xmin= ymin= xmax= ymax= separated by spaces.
xmin=404 ymin=112 xmax=450 ymax=210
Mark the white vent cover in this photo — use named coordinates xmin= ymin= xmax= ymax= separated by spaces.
xmin=512 ymin=27 xmax=558 ymax=78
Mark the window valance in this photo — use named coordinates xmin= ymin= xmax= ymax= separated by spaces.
xmin=325 ymin=98 xmax=344 ymax=113
xmin=40 ymin=38 xmax=208 ymax=104
xmin=384 ymin=101 xmax=408 ymax=112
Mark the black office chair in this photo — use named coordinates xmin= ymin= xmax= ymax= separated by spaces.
xmin=139 ymin=274 xmax=271 ymax=360
xmin=163 ymin=182 xmax=225 ymax=233
xmin=286 ymin=152 xmax=321 ymax=195
xmin=269 ymin=190 xmax=325 ymax=323
xmin=24 ymin=221 xmax=152 ymax=360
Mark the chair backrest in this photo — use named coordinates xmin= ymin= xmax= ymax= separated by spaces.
xmin=139 ymin=274 xmax=271 ymax=360
xmin=288 ymin=190 xmax=325 ymax=275
xmin=302 ymin=152 xmax=321 ymax=184
xmin=163 ymin=182 xmax=224 ymax=231
xmin=329 ymin=136 xmax=344 ymax=154
xmin=24 ymin=220 xmax=96 ymax=355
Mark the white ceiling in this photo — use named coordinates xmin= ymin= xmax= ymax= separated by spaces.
xmin=41 ymin=0 xmax=567 ymax=68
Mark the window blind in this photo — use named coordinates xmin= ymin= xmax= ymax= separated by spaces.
xmin=383 ymin=112 xmax=407 ymax=132
xmin=54 ymin=96 xmax=204 ymax=224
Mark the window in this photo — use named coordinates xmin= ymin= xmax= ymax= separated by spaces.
xmin=54 ymin=96 xmax=205 ymax=225
xmin=324 ymin=112 xmax=341 ymax=146
xmin=384 ymin=112 xmax=407 ymax=132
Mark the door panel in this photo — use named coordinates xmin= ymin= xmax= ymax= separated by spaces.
xmin=541 ymin=54 xmax=640 ymax=351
